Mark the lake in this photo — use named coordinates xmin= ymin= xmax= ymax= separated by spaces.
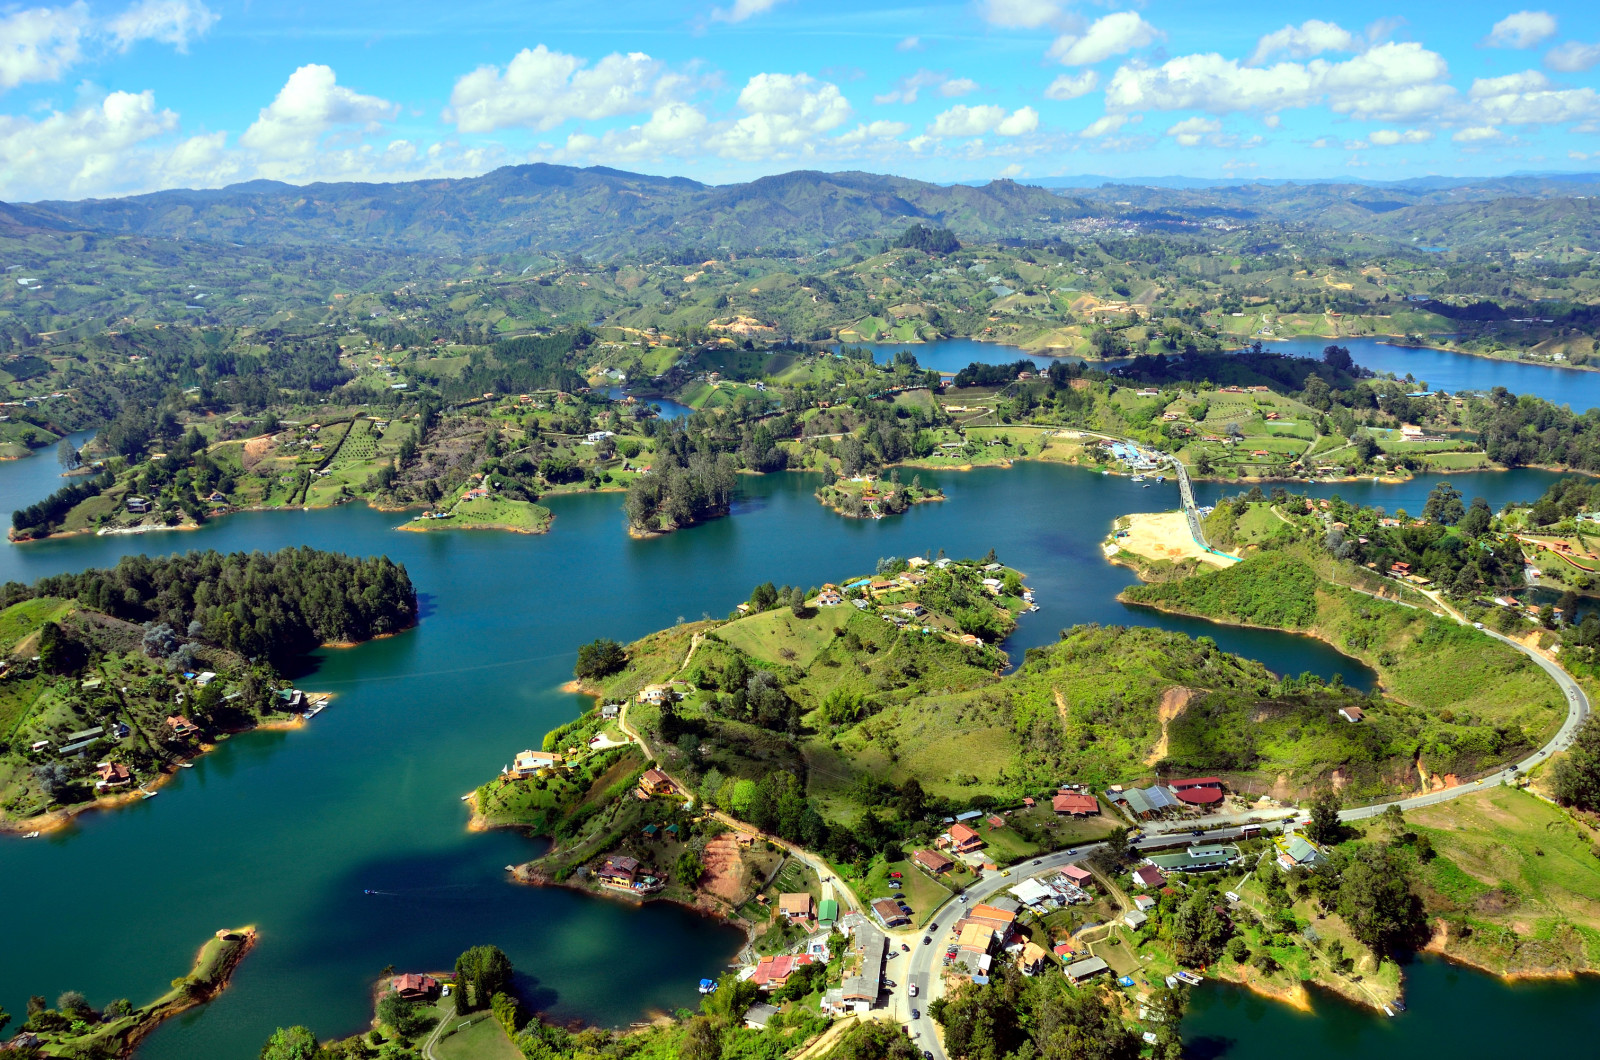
xmin=834 ymin=335 xmax=1600 ymax=413
xmin=0 ymin=445 xmax=1597 ymax=1054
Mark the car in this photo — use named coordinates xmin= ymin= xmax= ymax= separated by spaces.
xmin=1000 ymin=868 xmax=1010 ymax=876
xmin=910 ymin=983 xmax=919 ymax=997
xmin=1474 ymin=621 xmax=1485 ymax=629
xmin=924 ymin=1051 xmax=935 ymax=1059
xmin=885 ymin=980 xmax=897 ymax=989
xmin=1032 ymin=858 xmax=1041 ymax=865
xmin=1191 ymin=829 xmax=1204 ymax=836
xmin=888 ymin=871 xmax=903 ymax=878
xmin=1067 ymin=847 xmax=1079 ymax=855
xmin=901 ymin=943 xmax=910 ymax=952
xmin=923 ymin=936 xmax=933 ymax=945
xmin=930 ymin=922 xmax=939 ymax=930
xmin=911 ymin=1009 xmax=921 ymax=1020
xmin=957 ymin=894 xmax=967 ymax=903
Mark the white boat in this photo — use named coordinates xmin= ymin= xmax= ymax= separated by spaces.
xmin=1131 ymin=475 xmax=1144 ymax=482
xmin=304 ymin=703 xmax=326 ymax=719
xmin=179 ymin=762 xmax=194 ymax=769
xmin=140 ymin=789 xmax=159 ymax=799
xmin=22 ymin=831 xmax=40 ymax=838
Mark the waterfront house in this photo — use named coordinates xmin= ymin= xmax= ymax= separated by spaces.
xmin=947 ymin=822 xmax=984 ymax=853
xmin=598 ymin=856 xmax=641 ymax=888
xmin=1339 ymin=706 xmax=1364 ymax=723
xmin=511 ymin=750 xmax=563 ymax=777
xmin=125 ymin=497 xmax=151 ymax=514
xmin=166 ymin=715 xmax=199 ymax=739
xmin=750 ymin=953 xmax=812 ymax=990
xmin=1064 ymin=956 xmax=1110 ymax=984
xmin=818 ymin=590 xmax=843 ymax=607
xmin=913 ymin=849 xmax=955 ymax=875
xmin=1131 ymin=865 xmax=1166 ymax=890
xmin=743 ymin=1002 xmax=780 ymax=1030
xmin=94 ymin=761 xmax=132 ymax=791
xmin=1053 ymin=792 xmax=1100 ymax=816
xmin=959 ymin=633 xmax=982 ymax=647
xmin=638 ymin=768 xmax=675 ymax=797
xmin=393 ymin=973 xmax=440 ymax=1002
xmin=778 ymin=893 xmax=814 ymax=922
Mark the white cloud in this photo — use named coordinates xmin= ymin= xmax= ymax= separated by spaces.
xmin=1166 ymin=116 xmax=1221 ymax=146
xmin=1367 ymin=127 xmax=1433 ymax=145
xmin=875 ymin=70 xmax=976 ymax=105
xmin=1467 ymin=69 xmax=1600 ymax=124
xmin=1049 ymin=12 xmax=1160 ymax=66
xmin=105 ymin=0 xmax=217 ymax=53
xmin=836 ymin=119 xmax=910 ymax=143
xmin=997 ymin=162 xmax=1024 ymax=178
xmin=562 ymin=101 xmax=711 ymax=161
xmin=1079 ymin=113 xmax=1128 ymax=138
xmin=448 ymin=46 xmax=684 ymax=133
xmin=1546 ymin=40 xmax=1600 ymax=72
xmin=0 ymin=88 xmax=178 ymax=196
xmin=1044 ymin=70 xmax=1098 ymax=100
xmin=1249 ymin=20 xmax=1356 ymax=65
xmin=710 ymin=0 xmax=787 ymax=23
xmin=1104 ymin=42 xmax=1455 ymax=122
xmin=896 ymin=36 xmax=922 ymax=52
xmin=0 ymin=2 xmax=90 ymax=90
xmin=1453 ymin=125 xmax=1503 ymax=141
xmin=977 ymin=0 xmax=1064 ymax=29
xmin=705 ymin=72 xmax=851 ymax=159
xmin=926 ymin=103 xmax=1036 ymax=137
xmin=240 ymin=64 xmax=398 ymax=160
xmin=1484 ymin=10 xmax=1558 ymax=49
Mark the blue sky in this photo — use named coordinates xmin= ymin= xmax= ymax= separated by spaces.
xmin=1 ymin=0 xmax=1598 ymax=200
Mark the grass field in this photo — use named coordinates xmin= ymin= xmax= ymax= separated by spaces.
xmin=434 ymin=1009 xmax=520 ymax=1060
xmin=436 ymin=496 xmax=553 ymax=533
xmin=844 ymin=853 xmax=960 ymax=927
xmin=0 ymin=596 xmax=74 ymax=650
xmin=715 ymin=606 xmax=850 ymax=669
xmin=1408 ymin=785 xmax=1600 ymax=974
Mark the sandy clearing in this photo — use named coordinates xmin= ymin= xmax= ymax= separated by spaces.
xmin=1118 ymin=510 xmax=1231 ymax=569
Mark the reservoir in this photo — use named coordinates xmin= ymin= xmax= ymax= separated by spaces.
xmin=0 ymin=458 xmax=1595 ymax=1052
xmin=838 ymin=335 xmax=1600 ymax=413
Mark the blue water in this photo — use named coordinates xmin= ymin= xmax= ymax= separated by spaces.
xmin=604 ymin=387 xmax=694 ymax=420
xmin=831 ymin=336 xmax=1600 ymax=414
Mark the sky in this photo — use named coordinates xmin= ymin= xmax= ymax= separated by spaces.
xmin=1 ymin=0 xmax=1598 ymax=201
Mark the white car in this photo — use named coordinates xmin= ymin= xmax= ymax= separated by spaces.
xmin=910 ymin=983 xmax=919 ymax=997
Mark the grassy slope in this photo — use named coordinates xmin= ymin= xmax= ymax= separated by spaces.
xmin=1410 ymin=785 xmax=1600 ymax=974
xmin=1122 ymin=550 xmax=1565 ymax=780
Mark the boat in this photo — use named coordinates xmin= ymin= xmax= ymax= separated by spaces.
xmin=304 ymin=703 xmax=326 ymax=719
xmin=1131 ymin=475 xmax=1144 ymax=482
xmin=22 ymin=831 xmax=40 ymax=838
xmin=179 ymin=762 xmax=194 ymax=768
xmin=698 ymin=978 xmax=718 ymax=994
xmin=461 ymin=792 xmax=476 ymax=801
xmin=1142 ymin=483 xmax=1150 ymax=488
xmin=140 ymin=789 xmax=159 ymax=799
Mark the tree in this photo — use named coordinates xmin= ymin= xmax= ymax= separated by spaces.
xmin=676 ymin=848 xmax=705 ymax=887
xmin=1170 ymin=890 xmax=1232 ymax=964
xmin=454 ymin=945 xmax=514 ymax=1011
xmin=258 ymin=1026 xmax=319 ymax=1060
xmin=1226 ymin=936 xmax=1250 ymax=963
xmin=56 ymin=992 xmax=89 ymax=1019
xmin=1550 ymin=714 xmax=1600 ymax=810
xmin=57 ymin=438 xmax=79 ymax=470
xmin=0 ymin=1006 xmax=8 ymax=1037
xmin=680 ymin=1015 xmax=723 ymax=1060
xmin=789 ymin=586 xmax=806 ymax=616
xmin=1103 ymin=825 xmax=1131 ymax=862
xmin=573 ymin=639 xmax=627 ymax=680
xmin=1337 ymin=846 xmax=1425 ymax=956
xmin=1422 ymin=483 xmax=1465 ymax=526
xmin=1305 ymin=790 xmax=1343 ymax=846
xmin=1459 ymin=497 xmax=1493 ymax=536
xmin=377 ymin=992 xmax=426 ymax=1039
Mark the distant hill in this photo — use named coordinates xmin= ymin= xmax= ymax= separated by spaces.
xmin=18 ymin=165 xmax=1089 ymax=258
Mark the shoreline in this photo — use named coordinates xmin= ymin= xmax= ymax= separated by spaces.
xmin=1 ymin=698 xmax=332 ymax=835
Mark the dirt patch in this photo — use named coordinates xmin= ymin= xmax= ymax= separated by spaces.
xmin=241 ymin=433 xmax=277 ymax=472
xmin=1117 ymin=510 xmax=1232 ymax=569
xmin=700 ymin=834 xmax=749 ymax=904
xmin=1146 ymin=686 xmax=1195 ymax=766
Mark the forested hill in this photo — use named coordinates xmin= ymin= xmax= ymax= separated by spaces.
xmin=19 ymin=165 xmax=1089 ymax=257
xmin=5 ymin=547 xmax=418 ymax=658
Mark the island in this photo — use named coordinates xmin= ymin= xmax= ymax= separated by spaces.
xmin=0 ymin=547 xmax=417 ymax=831
xmin=3 ymin=926 xmax=255 ymax=1058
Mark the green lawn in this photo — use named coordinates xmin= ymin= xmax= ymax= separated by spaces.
xmin=434 ymin=1010 xmax=521 ymax=1060
xmin=0 ymin=596 xmax=74 ymax=650
xmin=425 ymin=496 xmax=553 ymax=532
xmin=715 ymin=606 xmax=849 ymax=669
xmin=845 ymin=853 xmax=959 ymax=927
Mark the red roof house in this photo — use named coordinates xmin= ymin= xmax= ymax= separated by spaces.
xmin=1052 ymin=793 xmax=1100 ymax=815
xmin=392 ymin=973 xmax=440 ymax=1001
xmin=1169 ymin=777 xmax=1224 ymax=806
xmin=750 ymin=954 xmax=812 ymax=990
xmin=948 ymin=822 xmax=984 ymax=852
